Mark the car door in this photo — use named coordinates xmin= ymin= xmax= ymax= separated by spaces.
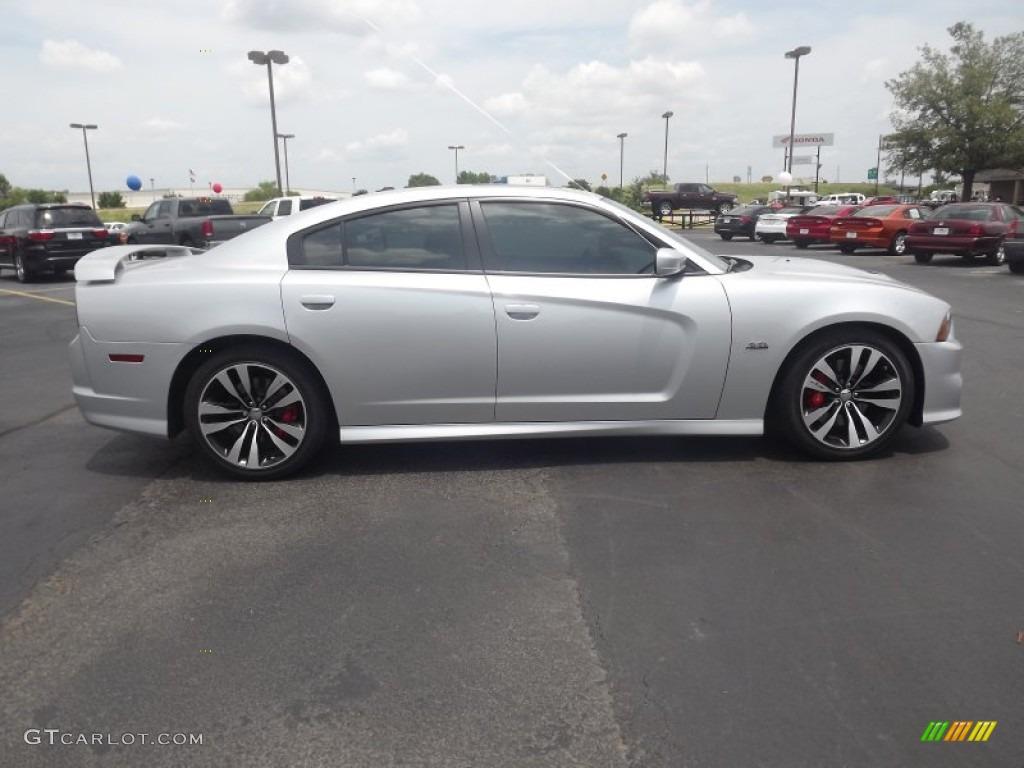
xmin=280 ymin=201 xmax=497 ymax=427
xmin=0 ymin=211 xmax=10 ymax=264
xmin=473 ymin=199 xmax=731 ymax=422
xmin=134 ymin=201 xmax=173 ymax=244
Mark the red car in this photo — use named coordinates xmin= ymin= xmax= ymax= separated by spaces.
xmin=786 ymin=205 xmax=861 ymax=248
xmin=829 ymin=204 xmax=929 ymax=255
xmin=906 ymin=203 xmax=1023 ymax=266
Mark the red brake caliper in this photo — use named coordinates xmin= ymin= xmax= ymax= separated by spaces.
xmin=806 ymin=370 xmax=829 ymax=409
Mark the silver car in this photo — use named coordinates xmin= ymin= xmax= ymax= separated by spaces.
xmin=70 ymin=186 xmax=962 ymax=479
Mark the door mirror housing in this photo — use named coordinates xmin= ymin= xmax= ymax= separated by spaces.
xmin=655 ymin=247 xmax=687 ymax=277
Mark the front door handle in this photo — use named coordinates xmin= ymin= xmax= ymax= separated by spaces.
xmin=505 ymin=303 xmax=540 ymax=320
xmin=300 ymin=294 xmax=336 ymax=310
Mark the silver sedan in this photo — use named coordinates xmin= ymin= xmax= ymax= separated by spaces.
xmin=70 ymin=186 xmax=962 ymax=479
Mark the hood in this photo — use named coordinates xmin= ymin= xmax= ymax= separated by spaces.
xmin=728 ymin=254 xmax=922 ymax=291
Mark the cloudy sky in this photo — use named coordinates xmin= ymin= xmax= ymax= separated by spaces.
xmin=2 ymin=0 xmax=1021 ymax=196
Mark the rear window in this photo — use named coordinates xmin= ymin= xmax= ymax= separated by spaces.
xmin=299 ymin=197 xmax=335 ymax=211
xmin=854 ymin=205 xmax=898 ymax=217
xmin=177 ymin=199 xmax=233 ymax=216
xmin=803 ymin=206 xmax=843 ymax=217
xmin=928 ymin=204 xmax=995 ymax=221
xmin=34 ymin=207 xmax=102 ymax=228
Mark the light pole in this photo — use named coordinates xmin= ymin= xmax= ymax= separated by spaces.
xmin=247 ymin=49 xmax=289 ymax=196
xmin=448 ymin=145 xmax=464 ymax=183
xmin=784 ymin=46 xmax=811 ymax=194
xmin=661 ymin=111 xmax=673 ymax=182
xmin=277 ymin=133 xmax=294 ymax=193
xmin=69 ymin=123 xmax=97 ymax=209
xmin=616 ymin=132 xmax=627 ymax=191
xmin=150 ymin=177 xmax=155 ymax=202
xmin=351 ymin=177 xmax=356 ymax=192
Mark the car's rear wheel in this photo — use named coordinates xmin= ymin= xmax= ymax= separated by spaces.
xmin=774 ymin=329 xmax=914 ymax=460
xmin=913 ymin=251 xmax=933 ymax=264
xmin=888 ymin=231 xmax=907 ymax=256
xmin=13 ymin=250 xmax=35 ymax=283
xmin=794 ymin=239 xmax=810 ymax=249
xmin=184 ymin=346 xmax=329 ymax=480
xmin=838 ymin=244 xmax=856 ymax=254
xmin=719 ymin=233 xmax=733 ymax=241
xmin=986 ymin=240 xmax=1006 ymax=266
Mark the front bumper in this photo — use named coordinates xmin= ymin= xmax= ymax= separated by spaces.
xmin=914 ymin=338 xmax=963 ymax=425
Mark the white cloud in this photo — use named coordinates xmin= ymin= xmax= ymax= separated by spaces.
xmin=343 ymin=129 xmax=409 ymax=158
xmin=222 ymin=0 xmax=421 ymax=34
xmin=628 ymin=0 xmax=754 ymax=53
xmin=233 ymin=56 xmax=315 ymax=105
xmin=39 ymin=40 xmax=121 ymax=72
xmin=364 ymin=67 xmax=410 ymax=89
xmin=143 ymin=118 xmax=183 ymax=132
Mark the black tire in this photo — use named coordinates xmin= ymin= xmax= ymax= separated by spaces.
xmin=888 ymin=231 xmax=907 ymax=256
xmin=794 ymin=239 xmax=810 ymax=249
xmin=913 ymin=252 xmax=933 ymax=264
xmin=749 ymin=233 xmax=757 ymax=241
xmin=761 ymin=235 xmax=777 ymax=244
xmin=184 ymin=345 xmax=330 ymax=480
xmin=838 ymin=244 xmax=856 ymax=254
xmin=985 ymin=240 xmax=1006 ymax=266
xmin=657 ymin=200 xmax=673 ymax=218
xmin=179 ymin=236 xmax=195 ymax=248
xmin=1008 ymin=259 xmax=1024 ymax=274
xmin=13 ymin=249 xmax=35 ymax=283
xmin=719 ymin=233 xmax=733 ymax=241
xmin=773 ymin=329 xmax=915 ymax=460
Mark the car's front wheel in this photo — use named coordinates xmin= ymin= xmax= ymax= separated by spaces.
xmin=184 ymin=346 xmax=330 ymax=480
xmin=774 ymin=329 xmax=914 ymax=460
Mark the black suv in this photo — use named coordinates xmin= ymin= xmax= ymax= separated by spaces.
xmin=0 ymin=203 xmax=109 ymax=282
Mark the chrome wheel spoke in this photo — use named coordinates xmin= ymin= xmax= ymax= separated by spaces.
xmin=213 ymin=370 xmax=249 ymax=408
xmin=225 ymin=422 xmax=256 ymax=465
xmin=200 ymin=414 xmax=247 ymax=437
xmin=264 ymin=416 xmax=304 ymax=440
xmin=246 ymin=426 xmax=262 ymax=467
xmin=260 ymin=422 xmax=300 ymax=457
xmin=847 ymin=402 xmax=881 ymax=444
xmin=808 ymin=402 xmax=842 ymax=440
xmin=848 ymin=346 xmax=883 ymax=389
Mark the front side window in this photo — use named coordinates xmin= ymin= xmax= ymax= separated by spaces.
xmin=258 ymin=201 xmax=276 ymax=216
xmin=278 ymin=200 xmax=293 ymax=216
xmin=296 ymin=204 xmax=465 ymax=270
xmin=480 ymin=202 xmax=656 ymax=275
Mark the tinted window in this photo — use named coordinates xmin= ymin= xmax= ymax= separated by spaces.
xmin=481 ymin=202 xmax=656 ymax=274
xmin=300 ymin=197 xmax=334 ymax=211
xmin=928 ymin=204 xmax=996 ymax=221
xmin=180 ymin=198 xmax=232 ymax=216
xmin=278 ymin=200 xmax=293 ymax=216
xmin=298 ymin=204 xmax=465 ymax=270
xmin=35 ymin=207 xmax=102 ymax=228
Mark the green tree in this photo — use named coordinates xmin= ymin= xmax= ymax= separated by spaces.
xmin=566 ymin=178 xmax=592 ymax=192
xmin=885 ymin=22 xmax=1024 ymax=200
xmin=457 ymin=170 xmax=492 ymax=184
xmin=0 ymin=172 xmax=10 ymax=199
xmin=407 ymin=173 xmax=441 ymax=187
xmin=639 ymin=170 xmax=670 ymax=189
xmin=98 ymin=191 xmax=126 ymax=208
xmin=243 ymin=181 xmax=280 ymax=202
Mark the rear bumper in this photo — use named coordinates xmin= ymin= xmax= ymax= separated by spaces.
xmin=905 ymin=235 xmax=1000 ymax=255
xmin=830 ymin=231 xmax=887 ymax=248
xmin=914 ymin=338 xmax=963 ymax=426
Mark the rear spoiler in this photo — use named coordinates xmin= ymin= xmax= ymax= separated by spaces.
xmin=74 ymin=244 xmax=203 ymax=283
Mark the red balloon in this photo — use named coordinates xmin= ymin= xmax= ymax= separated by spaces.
xmin=212 ymin=183 xmax=223 ymax=194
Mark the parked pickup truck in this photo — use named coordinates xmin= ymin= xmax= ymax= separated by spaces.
xmin=123 ymin=197 xmax=271 ymax=248
xmin=642 ymin=183 xmax=738 ymax=217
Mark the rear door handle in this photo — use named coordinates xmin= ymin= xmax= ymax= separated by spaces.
xmin=300 ymin=294 xmax=336 ymax=310
xmin=505 ymin=303 xmax=540 ymax=320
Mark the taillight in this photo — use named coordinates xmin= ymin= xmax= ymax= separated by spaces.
xmin=966 ymin=224 xmax=982 ymax=236
xmin=201 ymin=220 xmax=214 ymax=238
xmin=28 ymin=230 xmax=54 ymax=241
xmin=739 ymin=216 xmax=751 ymax=223
xmin=92 ymin=229 xmax=108 ymax=239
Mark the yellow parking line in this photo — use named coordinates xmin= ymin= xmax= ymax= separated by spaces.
xmin=0 ymin=288 xmax=76 ymax=307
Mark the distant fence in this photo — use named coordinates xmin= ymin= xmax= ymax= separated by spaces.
xmin=652 ymin=209 xmax=717 ymax=229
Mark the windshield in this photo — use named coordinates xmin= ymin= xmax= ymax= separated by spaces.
xmin=34 ymin=207 xmax=102 ymax=228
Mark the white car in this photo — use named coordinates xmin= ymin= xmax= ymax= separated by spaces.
xmin=754 ymin=207 xmax=808 ymax=243
xmin=257 ymin=195 xmax=338 ymax=220
xmin=103 ymin=221 xmax=128 ymax=232
xmin=69 ymin=186 xmax=962 ymax=479
xmin=818 ymin=193 xmax=866 ymax=206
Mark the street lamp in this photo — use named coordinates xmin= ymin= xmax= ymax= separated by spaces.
xmin=69 ymin=123 xmax=97 ymax=209
xmin=661 ymin=111 xmax=673 ymax=182
xmin=448 ymin=145 xmax=465 ymax=183
xmin=616 ymin=132 xmax=628 ymax=190
xmin=277 ymin=133 xmax=295 ymax=194
xmin=247 ymin=49 xmax=289 ymax=196
xmin=784 ymin=46 xmax=812 ymax=188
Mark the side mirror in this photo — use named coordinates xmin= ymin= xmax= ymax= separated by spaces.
xmin=655 ymin=247 xmax=687 ymax=277
xmin=131 ymin=214 xmax=141 ymax=222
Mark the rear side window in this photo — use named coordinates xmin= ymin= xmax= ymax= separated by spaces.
xmin=35 ymin=207 xmax=102 ymax=228
xmin=278 ymin=200 xmax=293 ymax=216
xmin=296 ymin=204 xmax=466 ymax=271
xmin=300 ymin=197 xmax=334 ymax=211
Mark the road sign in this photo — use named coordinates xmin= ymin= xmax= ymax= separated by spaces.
xmin=772 ymin=133 xmax=835 ymax=148
xmin=867 ymin=167 xmax=878 ymax=180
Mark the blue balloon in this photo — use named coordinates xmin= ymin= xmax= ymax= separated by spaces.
xmin=126 ymin=175 xmax=142 ymax=191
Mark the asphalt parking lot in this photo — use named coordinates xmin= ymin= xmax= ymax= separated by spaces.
xmin=1 ymin=235 xmax=1022 ymax=767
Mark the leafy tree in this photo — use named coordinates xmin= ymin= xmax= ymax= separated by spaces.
xmin=640 ymin=170 xmax=670 ymax=189
xmin=566 ymin=178 xmax=592 ymax=192
xmin=25 ymin=189 xmax=66 ymax=204
xmin=0 ymin=172 xmax=10 ymax=199
xmin=407 ymin=173 xmax=441 ymax=187
xmin=243 ymin=181 xmax=280 ymax=202
xmin=98 ymin=191 xmax=126 ymax=208
xmin=457 ymin=170 xmax=492 ymax=184
xmin=885 ymin=22 xmax=1024 ymax=199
